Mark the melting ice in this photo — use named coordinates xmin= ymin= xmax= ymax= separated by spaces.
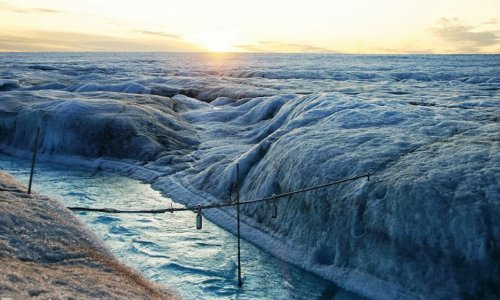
xmin=0 ymin=53 xmax=499 ymax=299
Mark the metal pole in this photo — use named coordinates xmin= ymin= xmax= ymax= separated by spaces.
xmin=236 ymin=162 xmax=242 ymax=287
xmin=28 ymin=126 xmax=40 ymax=194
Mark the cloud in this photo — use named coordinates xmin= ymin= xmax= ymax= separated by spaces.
xmin=136 ymin=30 xmax=181 ymax=40
xmin=0 ymin=30 xmax=199 ymax=52
xmin=375 ymin=47 xmax=435 ymax=54
xmin=0 ymin=1 xmax=64 ymax=14
xmin=31 ymin=8 xmax=61 ymax=13
xmin=261 ymin=42 xmax=335 ymax=52
xmin=433 ymin=18 xmax=500 ymax=52
xmin=235 ymin=41 xmax=337 ymax=53
xmin=234 ymin=44 xmax=265 ymax=52
xmin=483 ymin=18 xmax=498 ymax=25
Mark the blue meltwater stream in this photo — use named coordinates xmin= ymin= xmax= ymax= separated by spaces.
xmin=0 ymin=154 xmax=364 ymax=300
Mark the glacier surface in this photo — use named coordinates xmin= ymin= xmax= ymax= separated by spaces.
xmin=0 ymin=53 xmax=498 ymax=299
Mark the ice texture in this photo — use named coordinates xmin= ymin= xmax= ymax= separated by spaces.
xmin=173 ymin=92 xmax=500 ymax=299
xmin=0 ymin=53 xmax=499 ymax=299
xmin=0 ymin=90 xmax=199 ymax=161
xmin=0 ymin=79 xmax=19 ymax=91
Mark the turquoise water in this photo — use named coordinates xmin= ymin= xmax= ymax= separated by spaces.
xmin=0 ymin=153 xmax=363 ymax=300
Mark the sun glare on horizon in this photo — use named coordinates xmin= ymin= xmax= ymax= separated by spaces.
xmin=195 ymin=31 xmax=238 ymax=52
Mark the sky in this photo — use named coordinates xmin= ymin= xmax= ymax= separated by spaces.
xmin=0 ymin=0 xmax=499 ymax=53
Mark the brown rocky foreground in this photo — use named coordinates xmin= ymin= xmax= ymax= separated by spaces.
xmin=0 ymin=172 xmax=177 ymax=299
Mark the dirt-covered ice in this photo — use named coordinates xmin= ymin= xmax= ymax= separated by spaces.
xmin=0 ymin=172 xmax=177 ymax=299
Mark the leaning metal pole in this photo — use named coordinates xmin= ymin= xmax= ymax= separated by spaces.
xmin=236 ymin=162 xmax=242 ymax=287
xmin=28 ymin=126 xmax=40 ymax=194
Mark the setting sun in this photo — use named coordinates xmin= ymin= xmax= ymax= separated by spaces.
xmin=195 ymin=31 xmax=236 ymax=52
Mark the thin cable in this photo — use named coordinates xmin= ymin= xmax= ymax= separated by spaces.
xmin=67 ymin=173 xmax=371 ymax=214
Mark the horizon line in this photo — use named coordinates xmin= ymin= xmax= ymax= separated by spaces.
xmin=0 ymin=51 xmax=499 ymax=55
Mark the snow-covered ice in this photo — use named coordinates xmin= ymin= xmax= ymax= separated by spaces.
xmin=0 ymin=53 xmax=498 ymax=299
